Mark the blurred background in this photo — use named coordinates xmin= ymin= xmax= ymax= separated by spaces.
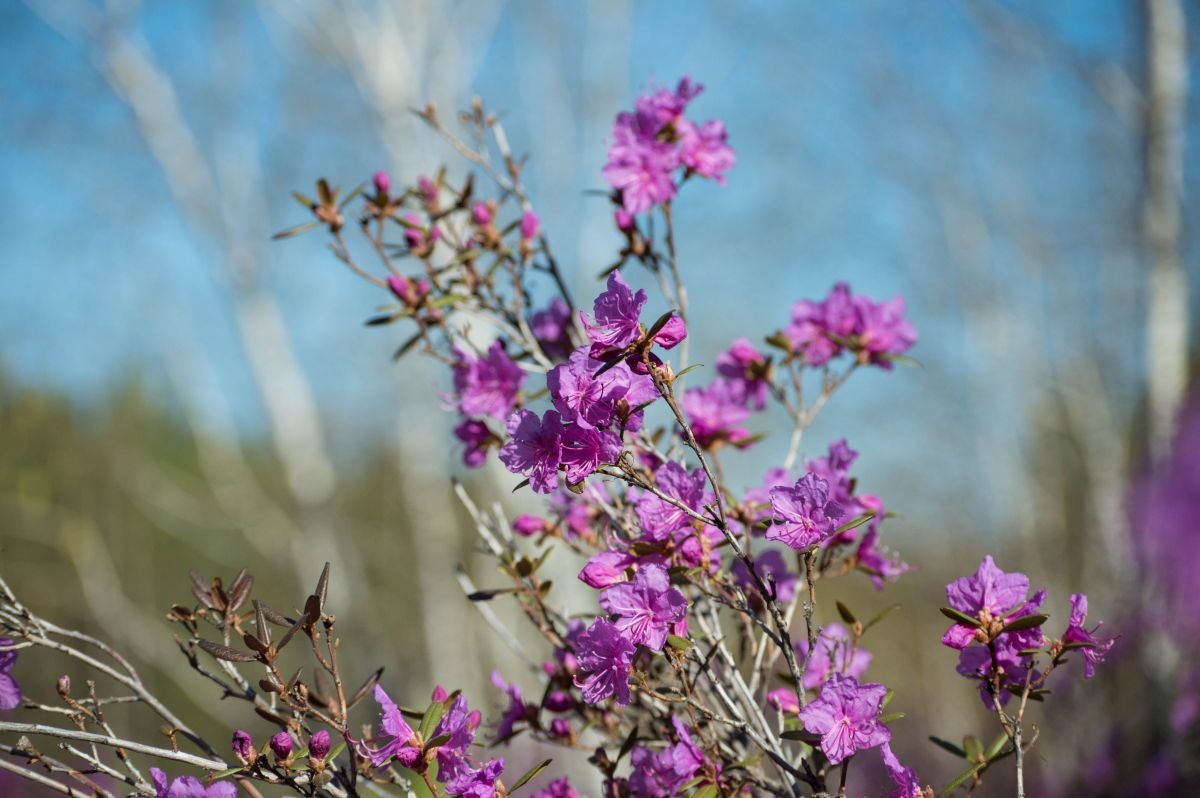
xmin=1 ymin=0 xmax=1198 ymax=795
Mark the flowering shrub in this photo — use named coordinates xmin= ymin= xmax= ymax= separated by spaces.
xmin=0 ymin=77 xmax=1116 ymax=798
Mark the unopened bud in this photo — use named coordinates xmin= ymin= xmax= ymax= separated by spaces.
xmin=308 ymin=729 xmax=331 ymax=761
xmin=56 ymin=675 xmax=71 ymax=698
xmin=232 ymin=730 xmax=256 ymax=766
xmin=373 ymin=171 xmax=390 ymax=197
xmin=270 ymin=730 xmax=294 ymax=762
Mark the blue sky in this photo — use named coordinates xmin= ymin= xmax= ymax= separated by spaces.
xmin=1 ymin=0 xmax=1194 ymax=535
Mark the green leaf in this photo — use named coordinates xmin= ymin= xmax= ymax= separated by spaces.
xmin=428 ymin=293 xmax=468 ymax=309
xmin=392 ymin=332 xmax=423 ymax=361
xmin=646 ymin=310 xmax=676 ymax=339
xmin=764 ymin=332 xmax=793 ymax=352
xmin=1060 ymin=640 xmax=1099 ymax=651
xmin=292 ymin=191 xmax=316 ymax=208
xmin=928 ymin=736 xmax=967 ymax=758
xmin=881 ymin=352 xmax=922 ymax=368
xmin=833 ymin=513 xmax=875 ymax=536
xmin=939 ymin=764 xmax=983 ymax=796
xmin=691 ymin=785 xmax=718 ymax=798
xmin=666 ymin=634 xmax=693 ymax=651
xmin=879 ymin=711 xmax=905 ymax=724
xmin=511 ymin=478 xmax=531 ymax=493
xmin=508 ymin=759 xmax=553 ymax=793
xmin=423 ymin=733 xmax=451 ymax=751
xmin=418 ymin=699 xmax=447 ymax=742
xmin=617 ymin=726 xmax=639 ymax=763
xmin=835 ymin=601 xmax=858 ymax=625
xmin=780 ymin=729 xmax=822 ymax=743
xmin=984 ymin=733 xmax=1010 ymax=760
xmin=864 ymin=603 xmax=903 ymax=632
xmin=1000 ymin=614 xmax=1048 ymax=633
xmin=338 ymin=183 xmax=365 ymax=209
xmin=939 ymin=607 xmax=980 ymax=627
xmin=674 ymin=363 xmax=705 ymax=380
xmin=210 ymin=768 xmax=244 ymax=779
xmin=962 ymin=735 xmax=983 ymax=762
xmin=882 ymin=689 xmax=895 ymax=709
xmin=271 ymin=221 xmax=321 ymax=240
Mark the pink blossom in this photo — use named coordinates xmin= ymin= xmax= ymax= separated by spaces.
xmin=798 ymin=675 xmax=891 ymax=764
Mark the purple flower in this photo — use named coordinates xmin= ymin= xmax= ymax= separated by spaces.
xmin=531 ymin=298 xmax=572 ymax=359
xmin=627 ymin=716 xmax=707 ymax=797
xmin=387 ymin=273 xmax=431 ymax=307
xmin=0 ymin=638 xmax=21 ymax=710
xmin=150 ymin=769 xmax=237 ymax=798
xmin=853 ymin=295 xmax=917 ymax=367
xmin=1062 ymin=593 xmax=1115 ymax=679
xmin=881 ymin=742 xmax=924 ymax=798
xmin=579 ymin=549 xmax=639 ymax=589
xmin=856 ymin=527 xmax=911 ymax=589
xmin=498 ymin=409 xmax=563 ymax=494
xmin=797 ymin=623 xmax=872 ymax=690
xmin=490 ymin=671 xmax=529 ymax=742
xmin=444 ymin=758 xmax=504 ymax=798
xmin=941 ymin=556 xmax=1043 ymax=650
xmin=531 ymin=777 xmax=579 ymax=798
xmin=511 ymin=514 xmax=547 ymax=537
xmin=715 ymin=338 xmax=768 ymax=410
xmin=548 ymin=347 xmax=632 ymax=429
xmin=582 ymin=271 xmax=647 ymax=356
xmin=604 ymin=112 xmax=680 ymax=215
xmin=785 ymin=283 xmax=857 ymax=366
xmin=730 ymin=549 xmax=797 ymax=604
xmin=231 ymin=730 xmax=254 ymax=764
xmin=573 ymin=618 xmax=635 ymax=706
xmin=743 ymin=466 xmax=792 ymax=520
xmin=766 ymin=472 xmax=845 ymax=550
xmin=678 ymin=118 xmax=735 ymax=183
xmin=270 ymin=731 xmax=293 ymax=761
xmin=560 ymin=424 xmax=622 ymax=484
xmin=353 ymin=684 xmax=420 ymax=768
xmin=452 ymin=341 xmax=526 ymax=420
xmin=682 ymin=380 xmax=751 ymax=448
xmin=309 ymin=729 xmax=331 ymax=761
xmin=635 ymin=461 xmax=708 ymax=542
xmin=805 ymin=439 xmax=858 ymax=512
xmin=798 ymin=675 xmax=891 ymax=765
xmin=599 ymin=563 xmax=688 ymax=651
xmin=454 ymin=419 xmax=494 ymax=468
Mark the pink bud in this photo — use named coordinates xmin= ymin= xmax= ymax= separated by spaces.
xmin=520 ymin=211 xmax=540 ymax=241
xmin=270 ymin=731 xmax=293 ymax=761
xmin=431 ymin=684 xmax=448 ymax=702
xmin=232 ymin=730 xmax=255 ymax=763
xmin=614 ymin=209 xmax=635 ymax=232
xmin=387 ymin=274 xmax=411 ymax=302
xmin=308 ymin=729 xmax=331 ymax=761
xmin=373 ymin=170 xmax=390 ymax=196
xmin=418 ymin=176 xmax=437 ymax=203
xmin=549 ymin=718 xmax=571 ymax=739
xmin=511 ymin=514 xmax=546 ymax=537
xmin=471 ymin=202 xmax=492 ymax=226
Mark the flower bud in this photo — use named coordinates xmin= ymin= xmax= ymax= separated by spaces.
xmin=511 ymin=514 xmax=546 ymax=537
xmin=56 ymin=674 xmax=71 ymax=698
xmin=308 ymin=729 xmax=331 ymax=761
xmin=232 ymin=730 xmax=256 ymax=766
xmin=471 ymin=202 xmax=492 ymax=226
xmin=520 ymin=211 xmax=540 ymax=241
xmin=418 ymin=176 xmax=438 ymax=204
xmin=549 ymin=718 xmax=571 ymax=740
xmin=270 ymin=730 xmax=293 ymax=761
xmin=431 ymin=684 xmax=448 ymax=702
xmin=544 ymin=690 xmax=572 ymax=712
xmin=373 ymin=170 xmax=390 ymax=197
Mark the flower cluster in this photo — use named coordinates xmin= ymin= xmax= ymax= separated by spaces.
xmin=603 ymin=77 xmax=734 ymax=216
xmin=782 ymin=281 xmax=917 ymax=368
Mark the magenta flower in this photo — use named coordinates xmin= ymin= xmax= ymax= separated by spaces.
xmin=531 ymin=777 xmax=580 ymax=798
xmin=682 ymin=380 xmax=751 ymax=448
xmin=856 ymin=527 xmax=911 ymax=589
xmin=678 ymin=118 xmax=735 ymax=183
xmin=579 ymin=549 xmax=639 ymax=589
xmin=548 ymin=347 xmax=631 ymax=429
xmin=498 ymin=409 xmax=563 ymax=494
xmin=270 ymin=730 xmax=293 ymax=761
xmin=452 ymin=341 xmax=526 ymax=420
xmin=511 ymin=514 xmax=547 ymax=537
xmin=604 ymin=112 xmax=680 ymax=214
xmin=387 ymin=273 xmax=431 ymax=307
xmin=635 ymin=461 xmax=708 ymax=541
xmin=471 ymin=202 xmax=493 ymax=226
xmin=353 ymin=684 xmax=420 ymax=768
xmin=531 ymin=298 xmax=572 ymax=359
xmin=730 ymin=549 xmax=797 ymax=604
xmin=231 ymin=730 xmax=254 ymax=764
xmin=853 ymin=295 xmax=917 ymax=367
xmin=743 ymin=466 xmax=792 ymax=520
xmin=372 ymin=170 xmax=390 ymax=196
xmin=785 ymin=282 xmax=857 ymax=366
xmin=766 ymin=472 xmax=845 ymax=550
xmin=0 ymin=638 xmax=21 ymax=710
xmin=489 ymin=671 xmax=530 ymax=742
xmin=798 ymin=675 xmax=891 ymax=765
xmin=881 ymin=742 xmax=924 ymax=798
xmin=599 ymin=563 xmax=688 ymax=651
xmin=805 ymin=439 xmax=858 ymax=512
xmin=444 ymin=758 xmax=504 ymax=798
xmin=941 ymin=556 xmax=1043 ymax=650
xmin=797 ymin=623 xmax=872 ymax=690
xmin=454 ymin=419 xmax=494 ymax=468
xmin=628 ymin=716 xmax=707 ymax=797
xmin=573 ymin=618 xmax=635 ymax=706
xmin=402 ymin=212 xmax=439 ymax=252
xmin=582 ymin=271 xmax=647 ymax=356
xmin=1062 ymin=593 xmax=1116 ymax=679
xmin=150 ymin=769 xmax=236 ymax=798
xmin=715 ymin=338 xmax=768 ymax=409
xmin=560 ymin=424 xmax=622 ymax=484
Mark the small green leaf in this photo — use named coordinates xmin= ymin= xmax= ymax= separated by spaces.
xmin=764 ymin=332 xmax=793 ymax=352
xmin=646 ymin=310 xmax=676 ymax=339
xmin=879 ymin=711 xmax=905 ymax=724
xmin=939 ymin=764 xmax=983 ymax=795
xmin=617 ymin=726 xmax=639 ymax=763
xmin=882 ymin=689 xmax=895 ymax=709
xmin=1000 ymin=614 xmax=1048 ymax=633
xmin=674 ymin=363 xmax=705 ymax=379
xmin=271 ymin=221 xmax=321 ymax=240
xmin=418 ymin=699 xmax=447 ymax=742
xmin=511 ymin=479 xmax=531 ymax=493
xmin=836 ymin=601 xmax=858 ymax=625
xmin=864 ymin=603 xmax=903 ymax=632
xmin=292 ymin=191 xmax=316 ymax=208
xmin=833 ymin=513 xmax=875 ymax=536
xmin=508 ymin=759 xmax=553 ymax=793
xmin=666 ymin=634 xmax=693 ymax=651
xmin=423 ymin=733 xmax=451 ymax=751
xmin=939 ymin=607 xmax=980 ymax=628
xmin=392 ymin=332 xmax=423 ymax=361
xmin=691 ymin=785 xmax=718 ymax=798
xmin=962 ymin=735 xmax=983 ymax=761
xmin=780 ymin=729 xmax=822 ymax=743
